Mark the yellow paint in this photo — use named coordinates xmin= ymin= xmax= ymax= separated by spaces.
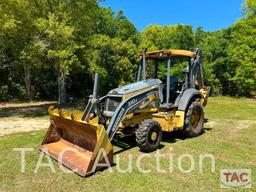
xmin=174 ymin=111 xmax=185 ymax=128
xmin=123 ymin=112 xmax=153 ymax=127
xmin=88 ymin=115 xmax=99 ymax=125
xmin=124 ymin=113 xmax=134 ymax=120
xmin=152 ymin=112 xmax=175 ymax=132
xmin=199 ymin=86 xmax=209 ymax=106
xmin=92 ymin=124 xmax=113 ymax=160
xmin=141 ymin=49 xmax=196 ymax=59
xmin=136 ymin=108 xmax=158 ymax=113
xmin=123 ymin=85 xmax=159 ymax=100
xmin=151 ymin=132 xmax=157 ymax=141
xmin=152 ymin=110 xmax=185 ymax=132
xmin=122 ymin=91 xmax=159 ymax=128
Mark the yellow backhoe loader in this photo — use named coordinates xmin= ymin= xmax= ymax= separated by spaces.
xmin=40 ymin=48 xmax=209 ymax=176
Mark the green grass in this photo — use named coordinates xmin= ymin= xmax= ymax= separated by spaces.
xmin=0 ymin=97 xmax=256 ymax=192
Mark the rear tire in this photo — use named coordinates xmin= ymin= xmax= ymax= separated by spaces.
xmin=184 ymin=102 xmax=204 ymax=137
xmin=136 ymin=119 xmax=162 ymax=152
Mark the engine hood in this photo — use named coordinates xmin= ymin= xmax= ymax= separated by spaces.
xmin=108 ymin=79 xmax=162 ymax=95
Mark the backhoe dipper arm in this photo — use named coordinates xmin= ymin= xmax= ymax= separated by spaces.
xmin=107 ymin=88 xmax=159 ymax=140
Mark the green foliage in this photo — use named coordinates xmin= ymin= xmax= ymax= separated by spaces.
xmin=139 ymin=24 xmax=194 ymax=51
xmin=244 ymin=0 xmax=256 ymax=15
xmin=0 ymin=0 xmax=255 ymax=101
xmin=0 ymin=85 xmax=10 ymax=100
xmin=88 ymin=34 xmax=138 ymax=93
xmin=227 ymin=16 xmax=256 ymax=96
xmin=0 ymin=81 xmax=26 ymax=101
xmin=95 ymin=8 xmax=138 ymax=42
xmin=36 ymin=13 xmax=81 ymax=73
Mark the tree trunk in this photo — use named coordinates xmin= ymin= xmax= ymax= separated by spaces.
xmin=23 ymin=64 xmax=33 ymax=101
xmin=57 ymin=67 xmax=67 ymax=105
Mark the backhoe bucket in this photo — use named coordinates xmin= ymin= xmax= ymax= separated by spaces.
xmin=40 ymin=107 xmax=113 ymax=177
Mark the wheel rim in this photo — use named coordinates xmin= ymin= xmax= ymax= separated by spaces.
xmin=191 ymin=107 xmax=202 ymax=130
xmin=149 ymin=130 xmax=158 ymax=144
xmin=151 ymin=132 xmax=157 ymax=141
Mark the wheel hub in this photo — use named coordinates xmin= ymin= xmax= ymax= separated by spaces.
xmin=150 ymin=131 xmax=157 ymax=141
xmin=191 ymin=108 xmax=201 ymax=129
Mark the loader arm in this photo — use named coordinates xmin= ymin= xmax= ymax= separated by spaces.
xmin=107 ymin=88 xmax=159 ymax=140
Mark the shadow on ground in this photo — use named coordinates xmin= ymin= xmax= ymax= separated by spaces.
xmin=112 ymin=119 xmax=213 ymax=155
xmin=0 ymin=100 xmax=90 ymax=118
xmin=0 ymin=103 xmax=56 ymax=118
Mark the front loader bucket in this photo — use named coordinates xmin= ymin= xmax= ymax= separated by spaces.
xmin=40 ymin=107 xmax=113 ymax=177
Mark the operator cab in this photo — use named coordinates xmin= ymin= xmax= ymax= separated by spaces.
xmin=136 ymin=49 xmax=204 ymax=109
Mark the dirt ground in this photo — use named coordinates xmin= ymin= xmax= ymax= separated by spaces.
xmin=0 ymin=102 xmax=55 ymax=136
xmin=0 ymin=117 xmax=49 ymax=136
xmin=0 ymin=99 xmax=254 ymax=137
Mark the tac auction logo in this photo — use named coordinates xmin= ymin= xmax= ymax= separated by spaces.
xmin=220 ymin=169 xmax=252 ymax=188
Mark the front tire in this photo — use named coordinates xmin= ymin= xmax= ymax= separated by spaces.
xmin=184 ymin=102 xmax=204 ymax=137
xmin=136 ymin=119 xmax=162 ymax=152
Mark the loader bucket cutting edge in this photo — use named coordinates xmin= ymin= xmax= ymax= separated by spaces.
xmin=40 ymin=108 xmax=113 ymax=177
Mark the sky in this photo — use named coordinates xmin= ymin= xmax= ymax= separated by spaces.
xmin=101 ymin=0 xmax=244 ymax=31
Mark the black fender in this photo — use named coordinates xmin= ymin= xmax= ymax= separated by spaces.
xmin=177 ymin=88 xmax=203 ymax=111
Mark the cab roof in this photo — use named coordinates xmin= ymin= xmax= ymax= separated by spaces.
xmin=140 ymin=49 xmax=196 ymax=59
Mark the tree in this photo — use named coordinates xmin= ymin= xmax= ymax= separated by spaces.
xmin=94 ymin=8 xmax=138 ymax=42
xmin=0 ymin=0 xmax=99 ymax=103
xmin=139 ymin=24 xmax=194 ymax=51
xmin=88 ymin=35 xmax=138 ymax=94
xmin=36 ymin=13 xmax=81 ymax=104
xmin=139 ymin=24 xmax=162 ymax=51
xmin=0 ymin=0 xmax=40 ymax=100
xmin=227 ymin=17 xmax=256 ymax=96
xmin=0 ymin=0 xmax=255 ymax=101
xmin=34 ymin=0 xmax=99 ymax=104
xmin=244 ymin=0 xmax=256 ymax=15
xmin=115 ymin=10 xmax=138 ymax=41
xmin=19 ymin=41 xmax=45 ymax=101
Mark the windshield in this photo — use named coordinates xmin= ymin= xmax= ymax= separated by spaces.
xmin=136 ymin=57 xmax=190 ymax=83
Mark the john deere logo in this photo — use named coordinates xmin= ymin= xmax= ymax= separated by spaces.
xmin=220 ymin=169 xmax=251 ymax=188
